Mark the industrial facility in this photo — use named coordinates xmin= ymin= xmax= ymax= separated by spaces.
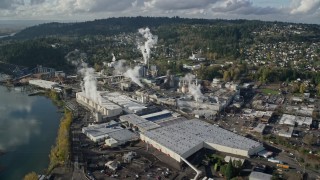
xmin=102 ymin=92 xmax=147 ymax=114
xmin=29 ymin=79 xmax=58 ymax=89
xmin=140 ymin=119 xmax=264 ymax=162
xmin=119 ymin=114 xmax=161 ymax=132
xmin=76 ymin=91 xmax=122 ymax=118
xmin=82 ymin=121 xmax=138 ymax=147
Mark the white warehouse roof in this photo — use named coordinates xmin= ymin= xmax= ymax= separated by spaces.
xmin=29 ymin=79 xmax=58 ymax=89
xmin=102 ymin=92 xmax=147 ymax=113
xmin=119 ymin=114 xmax=160 ymax=132
xmin=77 ymin=91 xmax=122 ymax=111
xmin=142 ymin=119 xmax=263 ymax=160
xmin=82 ymin=122 xmax=138 ymax=142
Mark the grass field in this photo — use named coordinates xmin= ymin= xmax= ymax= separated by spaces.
xmin=261 ymin=88 xmax=279 ymax=95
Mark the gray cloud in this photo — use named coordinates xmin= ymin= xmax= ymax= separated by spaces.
xmin=0 ymin=0 xmax=24 ymax=9
xmin=0 ymin=0 xmax=319 ymax=24
xmin=144 ymin=0 xmax=216 ymax=10
xmin=212 ymin=0 xmax=282 ymax=15
xmin=89 ymin=0 xmax=136 ymax=12
xmin=30 ymin=0 xmax=46 ymax=5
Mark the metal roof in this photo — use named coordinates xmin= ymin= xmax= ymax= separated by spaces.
xmin=279 ymin=114 xmax=313 ymax=126
xmin=29 ymin=79 xmax=58 ymax=89
xmin=82 ymin=122 xmax=137 ymax=141
xmin=119 ymin=114 xmax=160 ymax=132
xmin=249 ymin=172 xmax=272 ymax=180
xmin=77 ymin=92 xmax=121 ymax=110
xmin=108 ymin=129 xmax=138 ymax=141
xmin=102 ymin=92 xmax=147 ymax=112
xmin=142 ymin=119 xmax=262 ymax=156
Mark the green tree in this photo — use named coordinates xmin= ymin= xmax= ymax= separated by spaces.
xmin=23 ymin=172 xmax=38 ymax=180
xmin=223 ymin=70 xmax=231 ymax=82
xmin=94 ymin=62 xmax=102 ymax=72
xmin=299 ymin=83 xmax=307 ymax=94
xmin=48 ymin=110 xmax=73 ymax=171
xmin=291 ymin=83 xmax=300 ymax=93
xmin=225 ymin=161 xmax=235 ymax=180
xmin=316 ymin=84 xmax=320 ymax=96
xmin=303 ymin=134 xmax=317 ymax=146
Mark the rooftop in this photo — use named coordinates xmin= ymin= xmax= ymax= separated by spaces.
xmin=249 ymin=172 xmax=272 ymax=180
xmin=108 ymin=129 xmax=138 ymax=142
xmin=253 ymin=123 xmax=266 ymax=133
xmin=140 ymin=110 xmax=172 ymax=121
xmin=119 ymin=114 xmax=160 ymax=132
xmin=82 ymin=121 xmax=121 ymax=138
xmin=29 ymin=79 xmax=58 ymax=89
xmin=82 ymin=122 xmax=137 ymax=142
xmin=77 ymin=92 xmax=121 ymax=110
xmin=279 ymin=114 xmax=312 ymax=126
xmin=278 ymin=126 xmax=294 ymax=138
xmin=102 ymin=92 xmax=147 ymax=113
xmin=142 ymin=119 xmax=262 ymax=156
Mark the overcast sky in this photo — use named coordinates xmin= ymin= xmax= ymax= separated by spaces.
xmin=0 ymin=0 xmax=319 ymax=24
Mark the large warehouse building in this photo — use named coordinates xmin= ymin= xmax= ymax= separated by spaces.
xmin=76 ymin=91 xmax=122 ymax=118
xmin=102 ymin=92 xmax=147 ymax=114
xmin=141 ymin=119 xmax=264 ymax=162
xmin=82 ymin=122 xmax=138 ymax=147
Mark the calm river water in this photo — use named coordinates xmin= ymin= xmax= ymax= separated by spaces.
xmin=0 ymin=86 xmax=61 ymax=180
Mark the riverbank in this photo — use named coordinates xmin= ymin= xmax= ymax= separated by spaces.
xmin=47 ymin=109 xmax=73 ymax=172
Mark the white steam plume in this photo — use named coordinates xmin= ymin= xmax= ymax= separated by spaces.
xmin=123 ymin=66 xmax=144 ymax=88
xmin=188 ymin=83 xmax=203 ymax=102
xmin=138 ymin=27 xmax=158 ymax=65
xmin=65 ymin=49 xmax=87 ymax=68
xmin=113 ymin=60 xmax=127 ymax=75
xmin=112 ymin=53 xmax=116 ymax=62
xmin=112 ymin=59 xmax=144 ymax=88
xmin=183 ymin=73 xmax=196 ymax=84
xmin=182 ymin=73 xmax=203 ymax=101
xmin=79 ymin=63 xmax=100 ymax=102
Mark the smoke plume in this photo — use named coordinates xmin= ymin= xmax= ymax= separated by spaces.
xmin=188 ymin=83 xmax=203 ymax=102
xmin=138 ymin=27 xmax=158 ymax=65
xmin=112 ymin=53 xmax=116 ymax=62
xmin=182 ymin=73 xmax=203 ymax=101
xmin=123 ymin=66 xmax=144 ymax=88
xmin=113 ymin=60 xmax=127 ymax=75
xmin=183 ymin=73 xmax=196 ymax=84
xmin=65 ymin=49 xmax=88 ymax=68
xmin=79 ymin=63 xmax=100 ymax=102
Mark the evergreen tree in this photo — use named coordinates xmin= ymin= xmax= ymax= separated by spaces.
xmin=225 ymin=161 xmax=235 ymax=180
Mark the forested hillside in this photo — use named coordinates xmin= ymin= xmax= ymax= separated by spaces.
xmin=0 ymin=17 xmax=319 ymax=76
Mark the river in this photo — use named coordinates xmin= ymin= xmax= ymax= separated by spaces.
xmin=0 ymin=33 xmax=16 ymax=39
xmin=0 ymin=86 xmax=61 ymax=180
